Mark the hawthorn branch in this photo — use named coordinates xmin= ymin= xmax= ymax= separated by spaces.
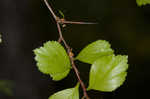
xmin=56 ymin=22 xmax=89 ymax=99
xmin=44 ymin=0 xmax=91 ymax=98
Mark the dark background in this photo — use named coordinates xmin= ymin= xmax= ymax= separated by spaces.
xmin=0 ymin=0 xmax=150 ymax=99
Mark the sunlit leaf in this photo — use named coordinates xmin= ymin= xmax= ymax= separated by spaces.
xmin=136 ymin=0 xmax=150 ymax=6
xmin=87 ymin=55 xmax=128 ymax=92
xmin=34 ymin=41 xmax=71 ymax=81
xmin=76 ymin=40 xmax=114 ymax=64
xmin=49 ymin=83 xmax=79 ymax=99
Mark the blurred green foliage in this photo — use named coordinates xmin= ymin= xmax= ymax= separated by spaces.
xmin=136 ymin=0 xmax=150 ymax=6
xmin=0 ymin=34 xmax=2 ymax=43
xmin=0 ymin=80 xmax=14 ymax=96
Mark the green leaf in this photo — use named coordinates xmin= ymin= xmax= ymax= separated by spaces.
xmin=33 ymin=41 xmax=71 ymax=81
xmin=49 ymin=83 xmax=80 ymax=99
xmin=136 ymin=0 xmax=150 ymax=6
xmin=76 ymin=40 xmax=114 ymax=64
xmin=87 ymin=55 xmax=128 ymax=92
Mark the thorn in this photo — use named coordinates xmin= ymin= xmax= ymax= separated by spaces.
xmin=62 ymin=20 xmax=98 ymax=25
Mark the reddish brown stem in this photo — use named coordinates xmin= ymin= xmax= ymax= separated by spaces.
xmin=44 ymin=0 xmax=57 ymax=20
xmin=57 ymin=22 xmax=89 ymax=99
xmin=69 ymin=55 xmax=90 ymax=99
xmin=43 ymin=0 xmax=90 ymax=99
